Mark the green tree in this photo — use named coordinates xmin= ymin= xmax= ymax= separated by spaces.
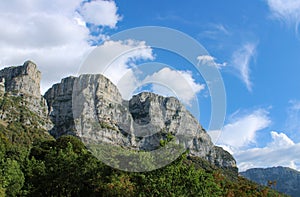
xmin=0 ymin=158 xmax=25 ymax=196
xmin=134 ymin=154 xmax=222 ymax=197
xmin=25 ymin=135 xmax=107 ymax=196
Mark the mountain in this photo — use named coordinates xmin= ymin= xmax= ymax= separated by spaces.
xmin=0 ymin=60 xmax=237 ymax=172
xmin=0 ymin=60 xmax=52 ymax=130
xmin=44 ymin=72 xmax=237 ymax=173
xmin=0 ymin=61 xmax=288 ymax=196
xmin=241 ymin=166 xmax=300 ymax=197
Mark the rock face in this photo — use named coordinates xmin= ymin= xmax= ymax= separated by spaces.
xmin=0 ymin=61 xmax=52 ymax=130
xmin=0 ymin=61 xmax=237 ymax=173
xmin=241 ymin=167 xmax=300 ymax=197
xmin=44 ymin=76 xmax=76 ymax=137
xmin=0 ymin=61 xmax=41 ymax=97
xmin=45 ymin=73 xmax=237 ymax=172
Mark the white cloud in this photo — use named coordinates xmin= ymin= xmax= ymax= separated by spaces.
xmin=197 ymin=55 xmax=227 ymax=69
xmin=268 ymin=131 xmax=295 ymax=147
xmin=0 ymin=0 xmax=121 ymax=93
xmin=79 ymin=40 xmax=204 ymax=106
xmin=197 ymin=55 xmax=215 ymax=62
xmin=78 ymin=39 xmax=154 ymax=99
xmin=210 ymin=108 xmax=300 ymax=171
xmin=143 ymin=68 xmax=205 ymax=106
xmin=211 ymin=109 xmax=270 ymax=153
xmin=104 ymin=40 xmax=154 ymax=84
xmin=236 ymin=131 xmax=300 ymax=171
xmin=231 ymin=43 xmax=257 ymax=91
xmin=266 ymin=0 xmax=300 ymax=32
xmin=79 ymin=0 xmax=121 ymax=28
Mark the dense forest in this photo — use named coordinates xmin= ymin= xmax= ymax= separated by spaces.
xmin=0 ymin=93 xmax=288 ymax=196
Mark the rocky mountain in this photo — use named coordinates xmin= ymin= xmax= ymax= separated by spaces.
xmin=0 ymin=60 xmax=41 ymax=97
xmin=0 ymin=61 xmax=290 ymax=196
xmin=241 ymin=166 xmax=300 ymax=197
xmin=44 ymin=73 xmax=237 ymax=173
xmin=0 ymin=61 xmax=237 ymax=174
xmin=0 ymin=61 xmax=52 ymax=130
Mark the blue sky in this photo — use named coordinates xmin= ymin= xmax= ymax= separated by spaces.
xmin=1 ymin=0 xmax=300 ymax=171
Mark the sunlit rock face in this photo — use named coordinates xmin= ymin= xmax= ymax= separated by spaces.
xmin=0 ymin=61 xmax=52 ymax=130
xmin=45 ymin=73 xmax=237 ymax=172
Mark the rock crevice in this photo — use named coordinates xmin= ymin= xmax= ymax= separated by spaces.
xmin=45 ymin=72 xmax=237 ymax=172
xmin=0 ymin=61 xmax=237 ymax=173
xmin=0 ymin=61 xmax=52 ymax=129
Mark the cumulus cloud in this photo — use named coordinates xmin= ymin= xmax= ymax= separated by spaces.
xmin=142 ymin=68 xmax=205 ymax=105
xmin=210 ymin=109 xmax=271 ymax=153
xmin=268 ymin=131 xmax=295 ymax=147
xmin=210 ymin=108 xmax=300 ymax=171
xmin=266 ymin=0 xmax=300 ymax=32
xmin=231 ymin=43 xmax=257 ymax=91
xmin=0 ymin=0 xmax=121 ymax=93
xmin=80 ymin=0 xmax=121 ymax=28
xmin=78 ymin=39 xmax=154 ymax=99
xmin=197 ymin=55 xmax=227 ymax=69
xmin=79 ymin=39 xmax=204 ymax=106
xmin=236 ymin=131 xmax=300 ymax=171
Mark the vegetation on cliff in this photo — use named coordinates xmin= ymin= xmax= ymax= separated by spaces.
xmin=0 ymin=93 xmax=288 ymax=196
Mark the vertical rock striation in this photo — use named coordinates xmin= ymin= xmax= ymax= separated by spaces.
xmin=45 ymin=73 xmax=237 ymax=172
xmin=0 ymin=60 xmax=41 ymax=97
xmin=0 ymin=61 xmax=237 ymax=173
xmin=0 ymin=61 xmax=52 ymax=129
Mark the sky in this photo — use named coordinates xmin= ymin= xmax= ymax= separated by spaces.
xmin=0 ymin=0 xmax=300 ymax=172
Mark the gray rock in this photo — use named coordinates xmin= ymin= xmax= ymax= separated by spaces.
xmin=44 ymin=76 xmax=76 ymax=137
xmin=0 ymin=61 xmax=237 ymax=172
xmin=45 ymin=73 xmax=237 ymax=172
xmin=0 ymin=60 xmax=41 ymax=97
xmin=0 ymin=61 xmax=52 ymax=130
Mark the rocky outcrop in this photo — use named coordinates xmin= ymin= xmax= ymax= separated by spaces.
xmin=0 ymin=60 xmax=41 ymax=97
xmin=0 ymin=61 xmax=237 ymax=172
xmin=44 ymin=76 xmax=76 ymax=137
xmin=45 ymin=73 xmax=237 ymax=172
xmin=0 ymin=61 xmax=52 ymax=130
xmin=241 ymin=167 xmax=300 ymax=197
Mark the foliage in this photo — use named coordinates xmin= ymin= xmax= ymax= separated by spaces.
xmin=0 ymin=93 xmax=290 ymax=196
xmin=0 ymin=158 xmax=25 ymax=197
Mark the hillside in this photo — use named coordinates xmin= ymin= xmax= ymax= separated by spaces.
xmin=0 ymin=61 xmax=288 ymax=196
xmin=241 ymin=167 xmax=300 ymax=197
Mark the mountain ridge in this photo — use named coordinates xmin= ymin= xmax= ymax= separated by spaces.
xmin=241 ymin=166 xmax=300 ymax=197
xmin=0 ymin=61 xmax=290 ymax=196
xmin=44 ymin=70 xmax=237 ymax=173
xmin=0 ymin=60 xmax=237 ymax=173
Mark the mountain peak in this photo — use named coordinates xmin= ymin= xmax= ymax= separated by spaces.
xmin=44 ymin=71 xmax=237 ymax=173
xmin=0 ymin=60 xmax=41 ymax=97
xmin=0 ymin=61 xmax=237 ymax=174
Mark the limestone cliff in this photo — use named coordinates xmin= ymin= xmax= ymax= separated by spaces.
xmin=0 ymin=60 xmax=41 ymax=97
xmin=0 ymin=61 xmax=52 ymax=130
xmin=0 ymin=61 xmax=237 ymax=173
xmin=45 ymin=73 xmax=237 ymax=172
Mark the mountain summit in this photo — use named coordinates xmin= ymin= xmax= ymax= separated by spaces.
xmin=0 ymin=61 xmax=289 ymax=196
xmin=0 ymin=61 xmax=237 ymax=173
xmin=44 ymin=69 xmax=237 ymax=173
